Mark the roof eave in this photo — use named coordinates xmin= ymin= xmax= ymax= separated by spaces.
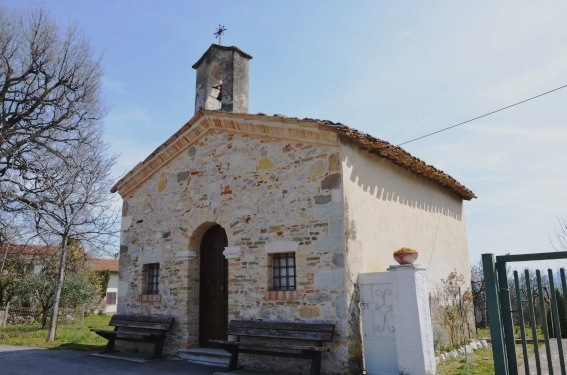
xmin=111 ymin=110 xmax=476 ymax=201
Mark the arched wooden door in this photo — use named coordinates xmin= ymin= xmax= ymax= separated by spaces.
xmin=199 ymin=224 xmax=228 ymax=347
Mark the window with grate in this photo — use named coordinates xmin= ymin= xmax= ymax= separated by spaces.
xmin=106 ymin=292 xmax=117 ymax=305
xmin=272 ymin=253 xmax=296 ymax=291
xmin=145 ymin=263 xmax=160 ymax=294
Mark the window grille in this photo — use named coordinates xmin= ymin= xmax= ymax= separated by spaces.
xmin=272 ymin=253 xmax=296 ymax=291
xmin=146 ymin=263 xmax=160 ymax=294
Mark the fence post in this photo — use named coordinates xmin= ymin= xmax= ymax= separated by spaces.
xmin=1 ymin=302 xmax=10 ymax=327
xmin=482 ymin=253 xmax=508 ymax=374
xmin=496 ymin=258 xmax=518 ymax=374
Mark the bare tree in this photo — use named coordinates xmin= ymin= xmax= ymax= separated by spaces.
xmin=551 ymin=217 xmax=567 ymax=251
xmin=0 ymin=6 xmax=115 ymax=340
xmin=6 ymin=134 xmax=118 ymax=340
xmin=0 ymin=6 xmax=105 ymax=179
xmin=470 ymin=258 xmax=487 ymax=329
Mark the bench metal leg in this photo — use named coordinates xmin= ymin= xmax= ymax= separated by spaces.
xmin=102 ymin=338 xmax=116 ymax=353
xmin=150 ymin=339 xmax=165 ymax=359
xmin=309 ymin=353 xmax=322 ymax=375
xmin=227 ymin=350 xmax=239 ymax=370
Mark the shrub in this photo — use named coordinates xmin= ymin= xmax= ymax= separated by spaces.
xmin=546 ymin=290 xmax=567 ymax=338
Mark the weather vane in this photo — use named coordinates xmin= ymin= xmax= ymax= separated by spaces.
xmin=214 ymin=24 xmax=227 ymax=46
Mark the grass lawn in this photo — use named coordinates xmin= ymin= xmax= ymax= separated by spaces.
xmin=437 ymin=326 xmax=539 ymax=375
xmin=0 ymin=314 xmax=111 ymax=351
xmin=437 ymin=347 xmax=495 ymax=374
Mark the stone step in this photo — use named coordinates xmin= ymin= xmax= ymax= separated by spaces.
xmin=177 ymin=347 xmax=230 ymax=367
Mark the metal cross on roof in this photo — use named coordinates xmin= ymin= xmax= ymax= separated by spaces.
xmin=214 ymin=24 xmax=227 ymax=46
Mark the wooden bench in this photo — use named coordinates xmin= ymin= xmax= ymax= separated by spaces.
xmin=93 ymin=314 xmax=174 ymax=359
xmin=210 ymin=320 xmax=335 ymax=375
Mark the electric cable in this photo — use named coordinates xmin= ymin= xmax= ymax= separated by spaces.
xmin=398 ymin=83 xmax=567 ymax=146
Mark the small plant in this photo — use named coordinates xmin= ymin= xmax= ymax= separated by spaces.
xmin=393 ymin=247 xmax=417 ymax=255
xmin=393 ymin=247 xmax=419 ymax=265
xmin=433 ymin=322 xmax=450 ymax=350
xmin=546 ymin=290 xmax=567 ymax=338
xmin=430 ymin=272 xmax=474 ymax=351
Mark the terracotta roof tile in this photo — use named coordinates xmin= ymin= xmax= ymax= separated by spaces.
xmin=2 ymin=244 xmax=58 ymax=256
xmin=317 ymin=122 xmax=477 ymax=200
xmin=112 ymin=110 xmax=476 ymax=200
xmin=87 ymin=258 xmax=119 ymax=272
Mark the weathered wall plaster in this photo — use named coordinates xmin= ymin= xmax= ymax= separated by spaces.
xmin=341 ymin=142 xmax=471 ymax=292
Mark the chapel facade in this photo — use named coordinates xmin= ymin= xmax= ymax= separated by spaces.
xmin=112 ymin=44 xmax=475 ymax=374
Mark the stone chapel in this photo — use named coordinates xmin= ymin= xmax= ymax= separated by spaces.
xmin=112 ymin=44 xmax=476 ymax=374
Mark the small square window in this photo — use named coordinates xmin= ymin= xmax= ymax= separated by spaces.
xmin=106 ymin=292 xmax=117 ymax=305
xmin=272 ymin=253 xmax=296 ymax=291
xmin=144 ymin=263 xmax=160 ymax=295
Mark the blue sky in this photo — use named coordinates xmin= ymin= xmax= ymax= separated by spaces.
xmin=4 ymin=1 xmax=567 ymax=265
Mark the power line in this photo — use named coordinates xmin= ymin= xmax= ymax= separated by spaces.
xmin=397 ymin=83 xmax=567 ymax=146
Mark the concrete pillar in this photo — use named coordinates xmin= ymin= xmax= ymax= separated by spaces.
xmin=388 ymin=264 xmax=436 ymax=375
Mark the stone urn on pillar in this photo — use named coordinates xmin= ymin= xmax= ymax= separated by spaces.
xmin=393 ymin=247 xmax=418 ymax=265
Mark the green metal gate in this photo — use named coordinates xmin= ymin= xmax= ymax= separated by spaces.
xmin=483 ymin=252 xmax=567 ymax=375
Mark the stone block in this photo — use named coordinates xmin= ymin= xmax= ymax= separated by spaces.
xmin=314 ymin=235 xmax=343 ymax=253
xmin=314 ymin=195 xmax=331 ymax=204
xmin=121 ymin=216 xmax=132 ymax=231
xmin=177 ymin=171 xmax=190 ymax=182
xmin=315 ymin=202 xmax=342 ymax=218
xmin=299 ymin=306 xmax=320 ymax=318
xmin=321 ymin=173 xmax=341 ymax=190
xmin=328 ymin=153 xmax=340 ymax=173
xmin=309 ymin=160 xmax=326 ymax=178
xmin=264 ymin=241 xmax=298 ymax=253
xmin=314 ymin=269 xmax=344 ymax=289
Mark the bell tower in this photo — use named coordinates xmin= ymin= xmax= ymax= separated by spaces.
xmin=192 ymin=45 xmax=253 ymax=114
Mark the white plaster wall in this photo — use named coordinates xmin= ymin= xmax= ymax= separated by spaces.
xmin=341 ymin=142 xmax=471 ymax=291
xmin=104 ymin=272 xmax=119 ymax=314
xmin=108 ymin=272 xmax=119 ymax=289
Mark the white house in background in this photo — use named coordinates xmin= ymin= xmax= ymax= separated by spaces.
xmin=88 ymin=258 xmax=119 ymax=315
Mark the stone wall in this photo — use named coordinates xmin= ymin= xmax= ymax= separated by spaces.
xmin=118 ymin=129 xmax=354 ymax=373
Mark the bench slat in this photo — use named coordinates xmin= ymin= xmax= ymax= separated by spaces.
xmin=115 ymin=332 xmax=162 ymax=339
xmin=229 ymin=320 xmax=334 ymax=333
xmin=212 ymin=320 xmax=334 ymax=375
xmin=227 ymin=320 xmax=334 ymax=342
xmin=109 ymin=315 xmax=174 ymax=324
xmin=210 ymin=339 xmax=330 ymax=352
xmin=231 ymin=347 xmax=322 ymax=360
xmin=94 ymin=314 xmax=174 ymax=360
xmin=109 ymin=315 xmax=173 ymax=331
xmin=227 ymin=328 xmax=333 ymax=341
xmin=111 ymin=321 xmax=172 ymax=330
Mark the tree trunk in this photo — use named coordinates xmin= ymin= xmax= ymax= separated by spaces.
xmin=46 ymin=234 xmax=68 ymax=342
xmin=41 ymin=304 xmax=49 ymax=329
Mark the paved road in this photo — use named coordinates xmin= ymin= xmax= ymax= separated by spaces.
xmin=0 ymin=344 xmax=228 ymax=375
xmin=518 ymin=339 xmax=567 ymax=375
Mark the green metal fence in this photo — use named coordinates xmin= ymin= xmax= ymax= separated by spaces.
xmin=482 ymin=252 xmax=567 ymax=375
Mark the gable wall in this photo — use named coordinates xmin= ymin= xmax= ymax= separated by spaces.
xmin=117 ymin=129 xmax=357 ymax=373
xmin=341 ymin=142 xmax=471 ymax=291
